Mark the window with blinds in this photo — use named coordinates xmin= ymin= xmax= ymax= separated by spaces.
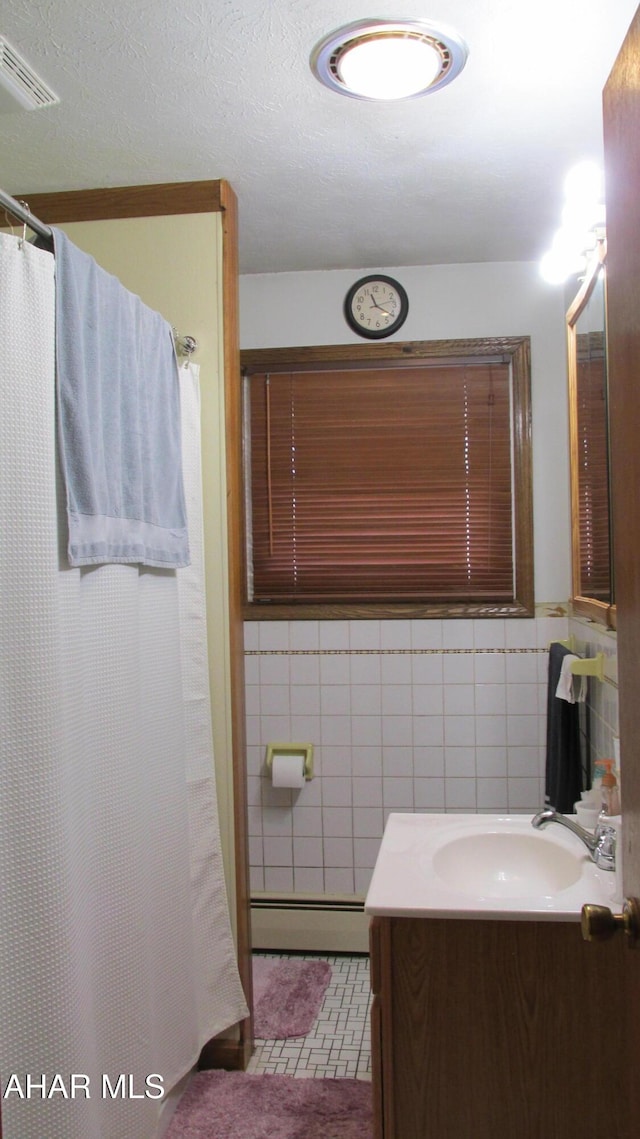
xmin=242 ymin=339 xmax=533 ymax=618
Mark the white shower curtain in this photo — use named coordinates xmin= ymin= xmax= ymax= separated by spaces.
xmin=0 ymin=233 xmax=247 ymax=1139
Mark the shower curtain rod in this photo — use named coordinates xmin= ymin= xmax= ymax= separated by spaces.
xmin=0 ymin=186 xmax=199 ymax=356
xmin=0 ymin=187 xmax=52 ymax=240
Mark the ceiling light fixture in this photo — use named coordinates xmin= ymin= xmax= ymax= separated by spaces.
xmin=310 ymin=19 xmax=469 ymax=101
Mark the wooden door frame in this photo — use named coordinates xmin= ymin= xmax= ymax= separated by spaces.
xmin=16 ymin=180 xmax=253 ymax=1067
xmin=603 ymin=7 xmax=640 ymax=895
xmin=603 ymin=7 xmax=640 ymax=1126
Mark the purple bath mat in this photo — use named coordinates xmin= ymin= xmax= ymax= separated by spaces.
xmin=252 ymin=955 xmax=332 ymax=1038
xmin=166 ymin=1070 xmax=373 ymax=1139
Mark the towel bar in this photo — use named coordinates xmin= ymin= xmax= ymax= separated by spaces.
xmin=548 ymin=639 xmax=605 ymax=681
xmin=549 ymin=636 xmax=576 ymax=651
xmin=569 ymin=653 xmax=605 ymax=681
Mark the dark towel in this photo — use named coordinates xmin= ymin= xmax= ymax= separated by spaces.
xmin=545 ymin=643 xmax=583 ymax=813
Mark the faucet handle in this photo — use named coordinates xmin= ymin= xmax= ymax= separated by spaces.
xmin=592 ymin=823 xmax=617 ymax=871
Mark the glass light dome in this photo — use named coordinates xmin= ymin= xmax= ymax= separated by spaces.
xmin=310 ymin=19 xmax=469 ymax=102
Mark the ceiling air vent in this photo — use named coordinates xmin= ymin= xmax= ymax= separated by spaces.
xmin=0 ymin=36 xmax=59 ymax=111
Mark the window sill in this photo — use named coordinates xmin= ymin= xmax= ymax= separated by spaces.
xmin=243 ymin=599 xmax=535 ymax=621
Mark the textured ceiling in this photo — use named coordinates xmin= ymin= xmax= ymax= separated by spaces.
xmin=0 ymin=1 xmax=637 ymax=273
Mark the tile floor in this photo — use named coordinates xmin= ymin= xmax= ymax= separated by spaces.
xmin=246 ymin=953 xmax=372 ymax=1081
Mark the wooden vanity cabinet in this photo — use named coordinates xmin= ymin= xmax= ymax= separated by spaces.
xmin=369 ymin=915 xmax=633 ymax=1139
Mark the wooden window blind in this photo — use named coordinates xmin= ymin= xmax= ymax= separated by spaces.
xmin=246 ymin=352 xmax=529 ymax=609
xmin=576 ymin=332 xmax=611 ymax=600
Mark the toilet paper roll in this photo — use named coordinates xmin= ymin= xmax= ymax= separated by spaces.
xmin=271 ymin=753 xmax=306 ymax=789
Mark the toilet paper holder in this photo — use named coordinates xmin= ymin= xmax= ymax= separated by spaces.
xmin=265 ymin=742 xmax=314 ymax=781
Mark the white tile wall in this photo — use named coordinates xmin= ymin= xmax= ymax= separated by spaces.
xmin=569 ymin=615 xmax=619 ymax=787
xmin=246 ymin=612 xmax=572 ymax=897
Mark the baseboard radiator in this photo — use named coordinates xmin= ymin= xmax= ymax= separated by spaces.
xmin=250 ymin=894 xmax=370 ymax=954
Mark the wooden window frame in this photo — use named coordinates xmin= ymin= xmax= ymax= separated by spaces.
xmin=241 ymin=337 xmax=534 ymax=620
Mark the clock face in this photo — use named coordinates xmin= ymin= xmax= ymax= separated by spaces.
xmin=344 ymin=275 xmax=409 ymax=339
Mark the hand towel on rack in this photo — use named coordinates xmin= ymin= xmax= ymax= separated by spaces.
xmin=49 ymin=226 xmax=189 ymax=569
xmin=545 ymin=642 xmax=583 ymax=813
xmin=555 ymin=654 xmax=588 ymax=704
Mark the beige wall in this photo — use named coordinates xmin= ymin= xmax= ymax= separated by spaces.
xmin=56 ymin=215 xmax=237 ymax=922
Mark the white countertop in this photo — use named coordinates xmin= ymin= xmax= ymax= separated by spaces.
xmin=364 ymin=812 xmax=619 ymax=921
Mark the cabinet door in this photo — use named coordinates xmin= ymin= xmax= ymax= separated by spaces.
xmin=385 ymin=917 xmax=632 ymax=1139
xmin=370 ymin=995 xmax=383 ymax=1139
xmin=369 ymin=917 xmax=394 ymax=1139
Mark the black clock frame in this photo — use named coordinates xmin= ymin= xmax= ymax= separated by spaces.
xmin=344 ymin=274 xmax=409 ymax=339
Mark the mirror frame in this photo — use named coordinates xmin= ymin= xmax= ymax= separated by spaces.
xmin=566 ymin=240 xmax=616 ymax=628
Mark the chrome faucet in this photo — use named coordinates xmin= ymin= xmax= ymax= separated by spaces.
xmin=531 ymin=807 xmax=616 ymax=872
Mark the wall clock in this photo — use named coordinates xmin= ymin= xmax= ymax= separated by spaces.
xmin=344 ymin=274 xmax=409 ymax=339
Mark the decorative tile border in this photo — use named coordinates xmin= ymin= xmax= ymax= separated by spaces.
xmin=246 ymin=648 xmax=547 ymax=656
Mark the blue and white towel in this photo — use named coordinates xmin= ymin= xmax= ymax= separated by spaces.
xmin=51 ymin=226 xmax=190 ymax=568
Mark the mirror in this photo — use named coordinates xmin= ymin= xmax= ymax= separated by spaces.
xmin=566 ymin=242 xmax=615 ymax=627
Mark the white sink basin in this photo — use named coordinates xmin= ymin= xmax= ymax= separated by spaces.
xmin=431 ymin=831 xmax=582 ymax=898
xmin=365 ymin=813 xmax=618 ymax=921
